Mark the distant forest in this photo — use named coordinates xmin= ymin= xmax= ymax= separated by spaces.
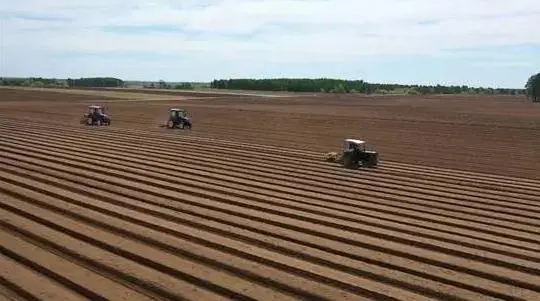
xmin=0 ymin=76 xmax=526 ymax=95
xmin=210 ymin=78 xmax=525 ymax=95
xmin=0 ymin=77 xmax=125 ymax=88
xmin=0 ymin=77 xmax=195 ymax=90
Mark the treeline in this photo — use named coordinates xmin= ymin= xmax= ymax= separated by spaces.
xmin=67 ymin=77 xmax=124 ymax=88
xmin=0 ymin=76 xmax=195 ymax=90
xmin=210 ymin=78 xmax=525 ymax=95
xmin=142 ymin=80 xmax=194 ymax=90
xmin=211 ymin=78 xmax=374 ymax=93
xmin=414 ymin=85 xmax=524 ymax=95
xmin=0 ymin=77 xmax=126 ymax=88
xmin=0 ymin=77 xmax=67 ymax=87
xmin=0 ymin=76 xmax=527 ymax=96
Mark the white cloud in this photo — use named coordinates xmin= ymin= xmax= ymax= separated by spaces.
xmin=2 ymin=0 xmax=539 ymax=57
xmin=0 ymin=0 xmax=539 ymax=85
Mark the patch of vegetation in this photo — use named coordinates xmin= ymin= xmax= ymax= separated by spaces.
xmin=140 ymin=80 xmax=194 ymax=90
xmin=67 ymin=77 xmax=125 ymax=88
xmin=0 ymin=77 xmax=125 ymax=88
xmin=0 ymin=77 xmax=68 ymax=88
xmin=525 ymin=72 xmax=540 ymax=102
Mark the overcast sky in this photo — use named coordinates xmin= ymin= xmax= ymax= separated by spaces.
xmin=0 ymin=0 xmax=539 ymax=88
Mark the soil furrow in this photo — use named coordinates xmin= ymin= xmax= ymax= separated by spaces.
xmin=0 ymin=278 xmax=41 ymax=301
xmin=2 ymin=118 xmax=539 ymax=188
xmin=0 ymin=227 xmax=155 ymax=301
xmin=1 ymin=124 xmax=536 ymax=208
xmin=0 ymin=164 xmax=530 ymax=300
xmin=65 ymin=124 xmax=540 ymax=184
xmin=3 ymin=136 xmax=540 ymax=261
xmin=2 ymin=120 xmax=539 ymax=196
xmin=0 ymin=188 xmax=310 ymax=301
xmin=0 ymin=157 xmax=539 ymax=294
xmin=2 ymin=126 xmax=537 ymax=213
xmin=4 ymin=120 xmax=539 ymax=199
xmin=0 ymin=200 xmax=230 ymax=301
xmin=0 ymin=179 xmax=397 ymax=301
xmin=0 ymin=253 xmax=87 ymax=301
xmin=2 ymin=141 xmax=539 ymax=245
xmin=4 ymin=125 xmax=540 ymax=226
xmin=2 ymin=152 xmax=538 ymax=262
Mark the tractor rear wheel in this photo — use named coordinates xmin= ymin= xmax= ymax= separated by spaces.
xmin=343 ymin=156 xmax=359 ymax=169
xmin=87 ymin=117 xmax=93 ymax=125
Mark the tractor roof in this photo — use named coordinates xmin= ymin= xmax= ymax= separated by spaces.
xmin=88 ymin=105 xmax=103 ymax=108
xmin=345 ymin=139 xmax=365 ymax=144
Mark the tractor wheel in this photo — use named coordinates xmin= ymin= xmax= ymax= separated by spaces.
xmin=179 ymin=122 xmax=185 ymax=129
xmin=343 ymin=156 xmax=359 ymax=169
xmin=86 ymin=117 xmax=93 ymax=125
xmin=167 ymin=120 xmax=174 ymax=129
xmin=97 ymin=120 xmax=102 ymax=126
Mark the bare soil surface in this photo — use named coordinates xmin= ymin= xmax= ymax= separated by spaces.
xmin=0 ymin=87 xmax=539 ymax=300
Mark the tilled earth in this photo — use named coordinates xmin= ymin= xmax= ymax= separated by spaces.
xmin=0 ymin=87 xmax=539 ymax=301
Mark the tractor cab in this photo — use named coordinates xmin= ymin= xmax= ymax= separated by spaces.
xmin=170 ymin=108 xmax=187 ymax=119
xmin=343 ymin=139 xmax=366 ymax=152
xmin=88 ymin=105 xmax=106 ymax=115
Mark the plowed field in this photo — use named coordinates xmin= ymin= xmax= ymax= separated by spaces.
xmin=0 ymin=87 xmax=539 ymax=301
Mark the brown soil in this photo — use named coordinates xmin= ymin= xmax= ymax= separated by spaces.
xmin=0 ymin=87 xmax=539 ymax=301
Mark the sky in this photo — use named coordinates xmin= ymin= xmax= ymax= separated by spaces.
xmin=0 ymin=0 xmax=539 ymax=88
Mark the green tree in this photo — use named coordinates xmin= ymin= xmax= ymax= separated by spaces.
xmin=331 ymin=83 xmax=347 ymax=93
xmin=525 ymin=73 xmax=540 ymax=103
